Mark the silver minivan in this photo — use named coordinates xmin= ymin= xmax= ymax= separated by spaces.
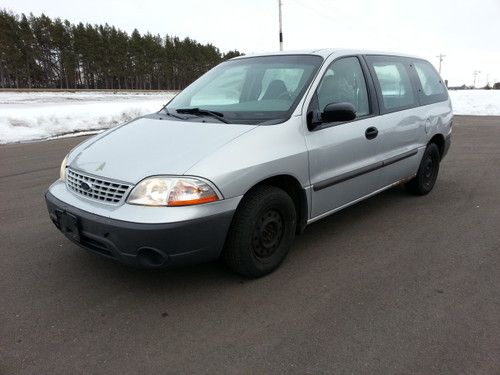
xmin=46 ymin=49 xmax=452 ymax=277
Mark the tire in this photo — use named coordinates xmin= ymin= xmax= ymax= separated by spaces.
xmin=223 ymin=185 xmax=296 ymax=278
xmin=405 ymin=143 xmax=440 ymax=195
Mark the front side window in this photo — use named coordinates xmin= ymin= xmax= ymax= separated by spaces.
xmin=367 ymin=56 xmax=417 ymax=112
xmin=316 ymin=57 xmax=370 ymax=118
xmin=414 ymin=60 xmax=448 ymax=104
xmin=166 ymin=55 xmax=323 ymax=124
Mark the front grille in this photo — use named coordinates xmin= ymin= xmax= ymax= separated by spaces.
xmin=66 ymin=168 xmax=132 ymax=204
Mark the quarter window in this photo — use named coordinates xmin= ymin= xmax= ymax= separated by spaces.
xmin=367 ymin=56 xmax=417 ymax=111
xmin=414 ymin=60 xmax=448 ymax=104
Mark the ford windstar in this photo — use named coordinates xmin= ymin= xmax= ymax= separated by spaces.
xmin=46 ymin=49 xmax=452 ymax=277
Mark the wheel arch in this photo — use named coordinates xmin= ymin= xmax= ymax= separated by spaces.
xmin=243 ymin=174 xmax=308 ymax=234
xmin=428 ymin=133 xmax=445 ymax=160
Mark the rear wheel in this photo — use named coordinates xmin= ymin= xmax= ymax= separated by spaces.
xmin=406 ymin=143 xmax=440 ymax=195
xmin=223 ymin=185 xmax=296 ymax=278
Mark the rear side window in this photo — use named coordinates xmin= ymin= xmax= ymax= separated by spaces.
xmin=366 ymin=56 xmax=417 ymax=113
xmin=413 ymin=60 xmax=448 ymax=105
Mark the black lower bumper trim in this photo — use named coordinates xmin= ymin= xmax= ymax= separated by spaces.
xmin=45 ymin=192 xmax=235 ymax=268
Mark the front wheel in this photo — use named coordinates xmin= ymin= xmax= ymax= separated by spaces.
xmin=223 ymin=185 xmax=296 ymax=278
xmin=406 ymin=143 xmax=440 ymax=195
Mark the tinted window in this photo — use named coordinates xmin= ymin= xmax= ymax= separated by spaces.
xmin=316 ymin=57 xmax=370 ymax=118
xmin=414 ymin=60 xmax=448 ymax=104
xmin=367 ymin=56 xmax=417 ymax=112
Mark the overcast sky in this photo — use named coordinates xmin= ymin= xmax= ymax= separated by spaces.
xmin=3 ymin=0 xmax=499 ymax=86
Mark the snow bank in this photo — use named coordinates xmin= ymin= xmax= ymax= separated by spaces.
xmin=0 ymin=90 xmax=499 ymax=144
xmin=0 ymin=91 xmax=176 ymax=144
xmin=448 ymin=90 xmax=500 ymax=116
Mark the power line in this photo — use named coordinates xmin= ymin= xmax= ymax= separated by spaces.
xmin=288 ymin=0 xmax=337 ymax=23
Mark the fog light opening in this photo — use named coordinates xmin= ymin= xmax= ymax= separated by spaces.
xmin=137 ymin=248 xmax=166 ymax=268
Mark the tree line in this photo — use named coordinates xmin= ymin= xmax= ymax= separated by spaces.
xmin=0 ymin=10 xmax=242 ymax=90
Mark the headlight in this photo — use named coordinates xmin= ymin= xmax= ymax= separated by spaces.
xmin=127 ymin=177 xmax=221 ymax=206
xmin=60 ymin=155 xmax=68 ymax=181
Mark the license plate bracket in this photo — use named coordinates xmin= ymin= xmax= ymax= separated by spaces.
xmin=56 ymin=210 xmax=80 ymax=242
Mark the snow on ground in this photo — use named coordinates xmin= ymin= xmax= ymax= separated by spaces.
xmin=448 ymin=90 xmax=500 ymax=116
xmin=0 ymin=90 xmax=499 ymax=144
xmin=0 ymin=91 xmax=176 ymax=144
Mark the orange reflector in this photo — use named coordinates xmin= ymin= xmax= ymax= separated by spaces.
xmin=168 ymin=195 xmax=219 ymax=206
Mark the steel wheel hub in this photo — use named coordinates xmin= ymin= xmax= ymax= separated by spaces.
xmin=252 ymin=209 xmax=284 ymax=259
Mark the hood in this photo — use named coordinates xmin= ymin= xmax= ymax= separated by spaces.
xmin=69 ymin=116 xmax=257 ymax=183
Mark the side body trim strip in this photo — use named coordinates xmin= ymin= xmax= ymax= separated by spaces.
xmin=312 ymin=148 xmax=418 ymax=192
xmin=308 ymin=173 xmax=416 ymax=224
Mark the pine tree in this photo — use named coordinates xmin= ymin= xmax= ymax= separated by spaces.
xmin=0 ymin=9 xmax=243 ymax=89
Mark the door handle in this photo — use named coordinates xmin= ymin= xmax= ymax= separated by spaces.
xmin=365 ymin=127 xmax=378 ymax=140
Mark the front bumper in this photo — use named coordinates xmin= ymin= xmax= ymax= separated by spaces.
xmin=45 ymin=191 xmax=235 ymax=268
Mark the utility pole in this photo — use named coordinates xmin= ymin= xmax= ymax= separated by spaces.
xmin=278 ymin=0 xmax=283 ymax=51
xmin=473 ymin=70 xmax=481 ymax=88
xmin=436 ymin=54 xmax=446 ymax=75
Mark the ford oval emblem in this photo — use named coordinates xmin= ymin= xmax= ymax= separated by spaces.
xmin=80 ymin=181 xmax=92 ymax=191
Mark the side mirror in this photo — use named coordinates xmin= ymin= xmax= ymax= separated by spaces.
xmin=322 ymin=102 xmax=356 ymax=123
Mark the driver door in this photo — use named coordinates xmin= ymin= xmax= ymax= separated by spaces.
xmin=305 ymin=56 xmax=383 ymax=218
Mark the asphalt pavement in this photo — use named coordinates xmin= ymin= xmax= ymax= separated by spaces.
xmin=1 ymin=115 xmax=499 ymax=374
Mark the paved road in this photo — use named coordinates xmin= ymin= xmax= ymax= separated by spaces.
xmin=1 ymin=116 xmax=499 ymax=374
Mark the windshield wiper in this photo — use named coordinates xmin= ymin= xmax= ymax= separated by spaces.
xmin=175 ymin=108 xmax=229 ymax=124
xmin=162 ymin=108 xmax=185 ymax=120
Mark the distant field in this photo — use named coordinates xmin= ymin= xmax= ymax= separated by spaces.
xmin=0 ymin=91 xmax=177 ymax=144
xmin=0 ymin=88 xmax=178 ymax=93
xmin=449 ymin=90 xmax=500 ymax=116
xmin=0 ymin=90 xmax=499 ymax=144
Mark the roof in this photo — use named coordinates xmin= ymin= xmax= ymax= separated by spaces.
xmin=232 ymin=48 xmax=424 ymax=60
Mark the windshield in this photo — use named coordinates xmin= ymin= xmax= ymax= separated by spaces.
xmin=165 ymin=54 xmax=323 ymax=124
